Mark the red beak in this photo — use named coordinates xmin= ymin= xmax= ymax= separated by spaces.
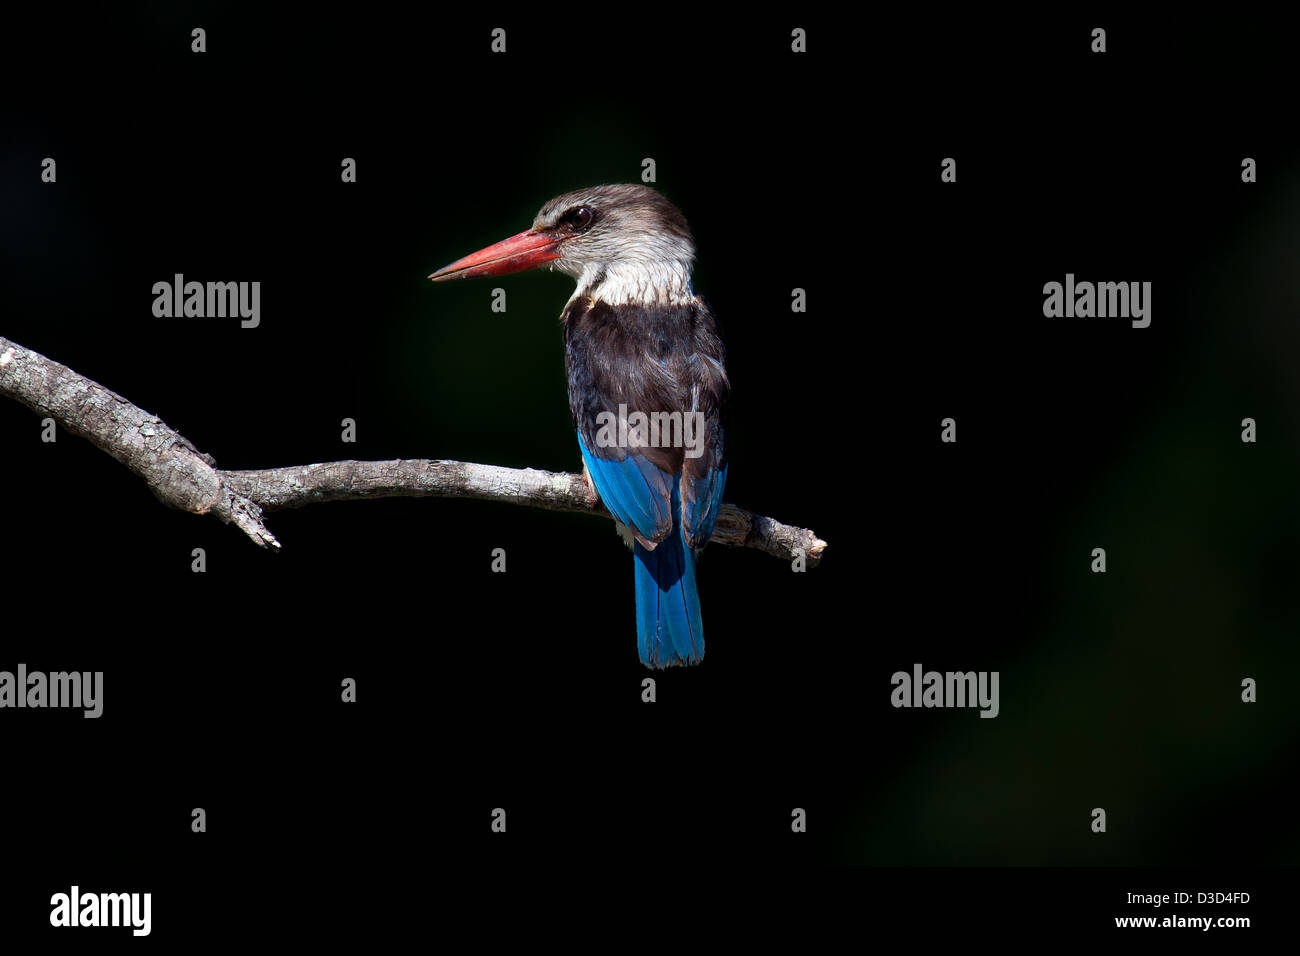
xmin=428 ymin=229 xmax=563 ymax=281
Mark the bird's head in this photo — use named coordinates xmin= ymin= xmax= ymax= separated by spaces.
xmin=429 ymin=184 xmax=696 ymax=305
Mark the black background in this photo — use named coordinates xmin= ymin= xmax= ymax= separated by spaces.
xmin=2 ymin=6 xmax=1296 ymax=940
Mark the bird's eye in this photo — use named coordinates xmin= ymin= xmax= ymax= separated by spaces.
xmin=561 ymin=205 xmax=595 ymax=232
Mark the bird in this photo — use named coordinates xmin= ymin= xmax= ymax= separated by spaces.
xmin=429 ymin=184 xmax=729 ymax=668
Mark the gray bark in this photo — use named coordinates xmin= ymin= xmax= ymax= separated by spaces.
xmin=0 ymin=336 xmax=826 ymax=565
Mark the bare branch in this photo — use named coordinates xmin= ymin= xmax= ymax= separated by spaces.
xmin=0 ymin=336 xmax=827 ymax=565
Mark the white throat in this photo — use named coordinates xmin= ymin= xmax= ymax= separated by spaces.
xmin=568 ymin=258 xmax=695 ymax=308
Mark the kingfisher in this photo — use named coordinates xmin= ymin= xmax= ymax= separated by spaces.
xmin=430 ymin=184 xmax=729 ymax=668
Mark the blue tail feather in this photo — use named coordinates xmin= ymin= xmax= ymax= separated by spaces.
xmin=634 ymin=481 xmax=704 ymax=667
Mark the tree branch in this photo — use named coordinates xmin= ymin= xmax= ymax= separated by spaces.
xmin=0 ymin=336 xmax=827 ymax=565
